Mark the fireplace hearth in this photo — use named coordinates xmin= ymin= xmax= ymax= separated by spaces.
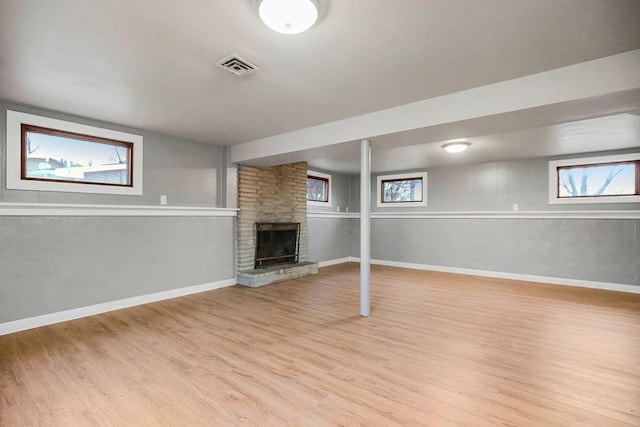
xmin=254 ymin=222 xmax=300 ymax=269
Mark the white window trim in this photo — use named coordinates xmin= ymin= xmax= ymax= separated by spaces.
xmin=307 ymin=170 xmax=332 ymax=207
xmin=548 ymin=153 xmax=640 ymax=204
xmin=377 ymin=171 xmax=428 ymax=208
xmin=6 ymin=110 xmax=143 ymax=196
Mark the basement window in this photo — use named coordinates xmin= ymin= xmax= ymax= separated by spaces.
xmin=549 ymin=153 xmax=640 ymax=204
xmin=307 ymin=170 xmax=331 ymax=206
xmin=377 ymin=171 xmax=428 ymax=208
xmin=6 ymin=110 xmax=143 ymax=195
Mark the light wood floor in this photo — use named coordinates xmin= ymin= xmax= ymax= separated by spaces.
xmin=1 ymin=263 xmax=640 ymax=426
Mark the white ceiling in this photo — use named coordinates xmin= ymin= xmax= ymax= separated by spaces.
xmin=1 ymin=0 xmax=640 ymax=171
xmin=305 ymin=113 xmax=640 ymax=174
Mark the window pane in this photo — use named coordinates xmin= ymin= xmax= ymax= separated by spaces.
xmin=382 ymin=179 xmax=423 ymax=203
xmin=307 ymin=176 xmax=328 ymax=202
xmin=24 ymin=128 xmax=131 ymax=186
xmin=558 ymin=163 xmax=636 ymax=197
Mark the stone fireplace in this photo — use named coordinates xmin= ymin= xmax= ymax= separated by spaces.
xmin=236 ymin=162 xmax=318 ymax=287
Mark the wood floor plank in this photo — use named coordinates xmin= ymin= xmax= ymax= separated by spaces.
xmin=1 ymin=263 xmax=639 ymax=426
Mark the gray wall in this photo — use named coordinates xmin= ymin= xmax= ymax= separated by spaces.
xmin=347 ymin=150 xmax=640 ymax=213
xmin=0 ymin=100 xmax=223 ymax=207
xmin=307 ymin=217 xmax=357 ymax=262
xmin=0 ymin=101 xmax=236 ymax=324
xmin=319 ymin=152 xmax=640 ymax=286
xmin=306 ymin=168 xmax=352 ymax=213
xmin=370 ymin=218 xmax=640 ymax=286
xmin=306 ymin=168 xmax=355 ymax=263
xmin=0 ymin=216 xmax=235 ymax=323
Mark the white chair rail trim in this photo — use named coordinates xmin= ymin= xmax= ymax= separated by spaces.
xmin=309 ymin=210 xmax=640 ymax=220
xmin=0 ymin=202 xmax=239 ymax=217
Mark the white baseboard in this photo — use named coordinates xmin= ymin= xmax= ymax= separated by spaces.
xmin=318 ymin=257 xmax=352 ymax=267
xmin=348 ymin=257 xmax=640 ymax=294
xmin=4 ymin=257 xmax=637 ymax=336
xmin=0 ymin=278 xmax=237 ymax=336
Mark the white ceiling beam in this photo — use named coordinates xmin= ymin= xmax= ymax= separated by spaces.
xmin=231 ymin=49 xmax=640 ymax=164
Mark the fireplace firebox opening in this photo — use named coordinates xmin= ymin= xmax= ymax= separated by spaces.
xmin=254 ymin=222 xmax=300 ymax=269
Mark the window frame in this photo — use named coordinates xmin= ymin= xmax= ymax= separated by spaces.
xmin=376 ymin=171 xmax=428 ymax=208
xmin=20 ymin=123 xmax=134 ymax=188
xmin=306 ymin=170 xmax=332 ymax=206
xmin=6 ymin=110 xmax=143 ymax=195
xmin=548 ymin=153 xmax=640 ymax=204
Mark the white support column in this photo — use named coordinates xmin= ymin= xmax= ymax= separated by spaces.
xmin=360 ymin=139 xmax=371 ymax=317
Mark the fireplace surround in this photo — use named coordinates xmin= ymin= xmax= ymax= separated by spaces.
xmin=236 ymin=162 xmax=318 ymax=287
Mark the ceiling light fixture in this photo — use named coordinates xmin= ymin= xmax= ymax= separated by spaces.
xmin=443 ymin=141 xmax=471 ymax=153
xmin=258 ymin=0 xmax=319 ymax=35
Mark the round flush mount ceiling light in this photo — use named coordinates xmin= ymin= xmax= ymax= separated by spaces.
xmin=442 ymin=141 xmax=471 ymax=153
xmin=259 ymin=0 xmax=319 ymax=35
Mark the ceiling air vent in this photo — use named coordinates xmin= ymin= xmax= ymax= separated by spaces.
xmin=216 ymin=54 xmax=259 ymax=77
